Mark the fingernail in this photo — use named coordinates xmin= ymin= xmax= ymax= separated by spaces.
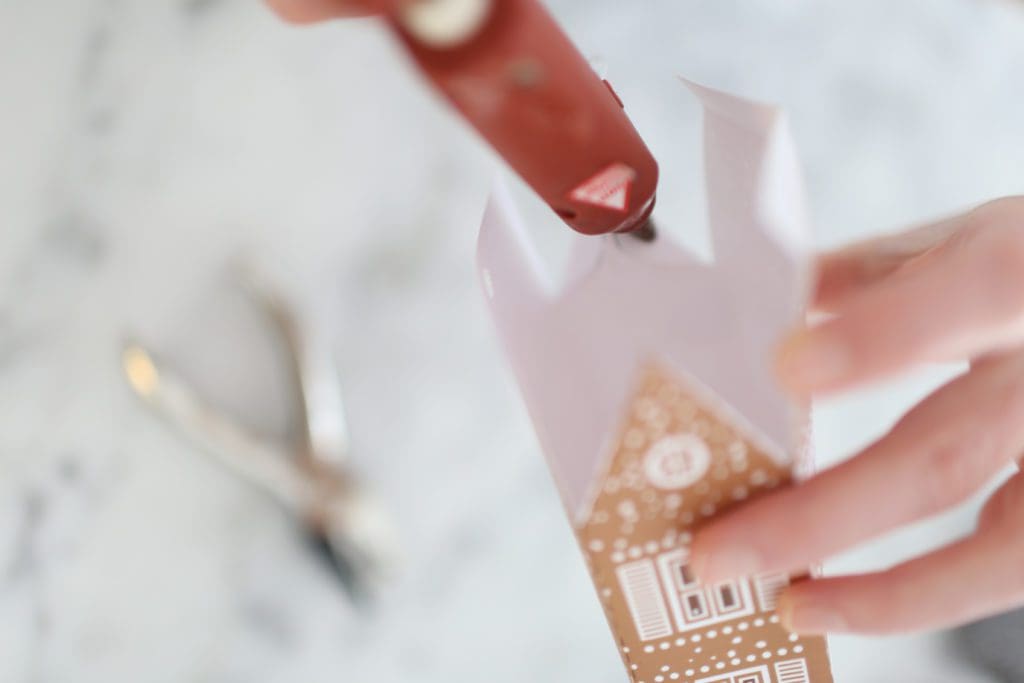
xmin=776 ymin=329 xmax=850 ymax=392
xmin=692 ymin=545 xmax=764 ymax=584
xmin=779 ymin=596 xmax=848 ymax=635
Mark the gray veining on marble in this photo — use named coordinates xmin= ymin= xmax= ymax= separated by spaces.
xmin=2 ymin=1 xmax=1023 ymax=681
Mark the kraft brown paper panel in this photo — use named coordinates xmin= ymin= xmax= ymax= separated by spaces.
xmin=576 ymin=363 xmax=833 ymax=683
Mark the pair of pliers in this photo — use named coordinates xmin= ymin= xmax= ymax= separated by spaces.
xmin=121 ymin=267 xmax=400 ymax=605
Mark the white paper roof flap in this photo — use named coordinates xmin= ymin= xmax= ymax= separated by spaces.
xmin=685 ymin=79 xmax=813 ymax=466
xmin=478 ymin=80 xmax=812 ymax=524
xmin=478 ymin=180 xmax=553 ymax=314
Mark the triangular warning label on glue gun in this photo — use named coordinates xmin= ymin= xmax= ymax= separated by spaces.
xmin=569 ymin=162 xmax=637 ymax=212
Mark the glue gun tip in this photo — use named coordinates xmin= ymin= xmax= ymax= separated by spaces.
xmin=631 ymin=220 xmax=658 ymax=242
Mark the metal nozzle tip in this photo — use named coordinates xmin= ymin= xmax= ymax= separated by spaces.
xmin=630 ymin=220 xmax=658 ymax=242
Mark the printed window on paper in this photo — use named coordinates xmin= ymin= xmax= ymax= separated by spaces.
xmin=736 ymin=674 xmax=767 ymax=683
xmin=715 ymin=581 xmax=744 ymax=614
xmin=657 ymin=549 xmax=756 ymax=632
xmin=695 ymin=665 xmax=769 ymax=683
xmin=683 ymin=591 xmax=708 ymax=619
xmin=678 ymin=564 xmax=696 ymax=587
xmin=616 ymin=559 xmax=675 ymax=641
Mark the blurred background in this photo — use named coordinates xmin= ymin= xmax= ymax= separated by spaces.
xmin=2 ymin=0 xmax=1024 ymax=681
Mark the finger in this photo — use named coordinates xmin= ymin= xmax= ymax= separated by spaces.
xmin=690 ymin=353 xmax=1024 ymax=583
xmin=813 ymin=213 xmax=964 ymax=312
xmin=779 ymin=198 xmax=1024 ymax=394
xmin=777 ymin=471 xmax=1024 ymax=635
xmin=265 ymin=0 xmax=375 ymax=23
xmin=978 ymin=464 xmax=1024 ymax=531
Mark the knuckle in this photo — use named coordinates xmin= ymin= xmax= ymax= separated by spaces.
xmin=917 ymin=441 xmax=990 ymax=517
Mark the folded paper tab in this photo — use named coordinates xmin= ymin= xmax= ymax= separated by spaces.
xmin=477 ymin=79 xmax=833 ymax=682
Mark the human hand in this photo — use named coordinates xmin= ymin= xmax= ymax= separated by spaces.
xmin=265 ymin=0 xmax=375 ymax=23
xmin=691 ymin=196 xmax=1024 ymax=635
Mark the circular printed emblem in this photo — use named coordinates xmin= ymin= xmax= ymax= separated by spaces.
xmin=642 ymin=433 xmax=711 ymax=490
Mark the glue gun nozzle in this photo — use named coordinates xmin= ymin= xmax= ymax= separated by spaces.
xmin=630 ymin=220 xmax=658 ymax=242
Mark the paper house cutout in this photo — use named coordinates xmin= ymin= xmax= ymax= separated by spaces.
xmin=477 ymin=80 xmax=833 ymax=682
xmin=579 ymin=363 xmax=832 ymax=683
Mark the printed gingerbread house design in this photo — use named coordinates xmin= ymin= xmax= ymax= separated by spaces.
xmin=577 ymin=364 xmax=832 ymax=683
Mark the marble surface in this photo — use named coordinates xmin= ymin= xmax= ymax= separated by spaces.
xmin=2 ymin=0 xmax=1024 ymax=681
